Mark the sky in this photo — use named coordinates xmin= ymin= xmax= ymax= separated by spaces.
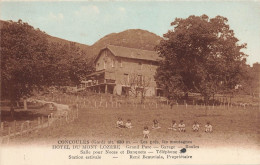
xmin=1 ymin=1 xmax=260 ymax=65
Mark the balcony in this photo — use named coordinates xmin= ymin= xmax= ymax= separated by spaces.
xmin=81 ymin=79 xmax=116 ymax=88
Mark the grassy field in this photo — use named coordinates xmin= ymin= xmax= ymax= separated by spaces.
xmin=4 ymin=103 xmax=259 ymax=149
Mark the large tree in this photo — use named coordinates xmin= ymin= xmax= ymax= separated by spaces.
xmin=1 ymin=20 xmax=93 ymax=114
xmin=155 ymin=15 xmax=247 ymax=103
xmin=1 ymin=20 xmax=50 ymax=104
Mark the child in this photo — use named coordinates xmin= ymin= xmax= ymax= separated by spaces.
xmin=205 ymin=122 xmax=213 ymax=133
xmin=152 ymin=119 xmax=161 ymax=129
xmin=178 ymin=120 xmax=186 ymax=132
xmin=143 ymin=126 xmax=150 ymax=139
xmin=125 ymin=119 xmax=133 ymax=128
xmin=168 ymin=120 xmax=177 ymax=131
xmin=116 ymin=117 xmax=125 ymax=128
xmin=192 ymin=121 xmax=200 ymax=132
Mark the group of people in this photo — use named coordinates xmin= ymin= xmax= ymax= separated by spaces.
xmin=116 ymin=118 xmax=133 ymax=129
xmin=167 ymin=120 xmax=213 ymax=133
xmin=116 ymin=118 xmax=213 ymax=139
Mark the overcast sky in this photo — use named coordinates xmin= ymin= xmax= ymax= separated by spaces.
xmin=1 ymin=1 xmax=260 ymax=65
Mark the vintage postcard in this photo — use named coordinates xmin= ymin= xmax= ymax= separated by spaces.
xmin=0 ymin=0 xmax=259 ymax=165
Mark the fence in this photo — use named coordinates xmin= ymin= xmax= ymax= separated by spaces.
xmin=49 ymin=93 xmax=259 ymax=111
xmin=0 ymin=103 xmax=78 ymax=144
xmin=1 ymin=93 xmax=258 ymax=144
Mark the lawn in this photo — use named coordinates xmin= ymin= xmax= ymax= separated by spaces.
xmin=5 ymin=102 xmax=259 ymax=150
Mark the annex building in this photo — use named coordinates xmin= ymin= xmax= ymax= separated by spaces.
xmin=81 ymin=45 xmax=163 ymax=96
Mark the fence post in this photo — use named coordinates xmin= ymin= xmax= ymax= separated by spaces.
xmin=38 ymin=117 xmax=41 ymax=126
xmin=26 ymin=121 xmax=30 ymax=133
xmin=47 ymin=114 xmax=51 ymax=127
xmin=185 ymin=103 xmax=188 ymax=109
xmin=13 ymin=120 xmax=16 ymax=130
xmin=0 ymin=122 xmax=3 ymax=132
xmin=7 ymin=127 xmax=11 ymax=144
xmin=72 ymin=111 xmax=75 ymax=122
xmin=65 ymin=111 xmax=68 ymax=123
xmin=23 ymin=99 xmax=28 ymax=110
xmin=59 ymin=116 xmax=62 ymax=126
xmin=41 ymin=116 xmax=44 ymax=128
xmin=50 ymin=113 xmax=53 ymax=121
xmin=20 ymin=123 xmax=24 ymax=135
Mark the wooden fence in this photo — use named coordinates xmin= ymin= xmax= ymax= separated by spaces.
xmin=0 ymin=104 xmax=78 ymax=144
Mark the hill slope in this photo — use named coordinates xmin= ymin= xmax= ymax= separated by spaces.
xmin=90 ymin=29 xmax=162 ymax=57
xmin=48 ymin=29 xmax=162 ymax=59
xmin=46 ymin=35 xmax=90 ymax=54
xmin=1 ymin=20 xmax=162 ymax=60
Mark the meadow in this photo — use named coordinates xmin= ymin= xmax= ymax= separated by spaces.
xmin=2 ymin=94 xmax=258 ymax=150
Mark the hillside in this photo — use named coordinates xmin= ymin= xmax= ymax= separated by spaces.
xmin=46 ymin=35 xmax=90 ymax=54
xmin=0 ymin=20 xmax=91 ymax=57
xmin=89 ymin=29 xmax=162 ymax=57
xmin=47 ymin=29 xmax=162 ymax=59
xmin=1 ymin=20 xmax=162 ymax=60
xmin=46 ymin=29 xmax=162 ymax=60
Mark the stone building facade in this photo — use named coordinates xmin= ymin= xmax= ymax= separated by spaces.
xmin=82 ymin=45 xmax=163 ymax=96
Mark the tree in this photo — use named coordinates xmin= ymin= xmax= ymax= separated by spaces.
xmin=46 ymin=42 xmax=94 ymax=86
xmin=1 ymin=20 xmax=94 ymax=117
xmin=155 ymin=15 xmax=247 ymax=103
xmin=238 ymin=62 xmax=260 ymax=97
xmin=121 ymin=73 xmax=151 ymax=103
xmin=1 ymin=20 xmax=50 ymax=107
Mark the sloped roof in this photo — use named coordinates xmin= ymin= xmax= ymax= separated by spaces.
xmin=95 ymin=45 xmax=161 ymax=63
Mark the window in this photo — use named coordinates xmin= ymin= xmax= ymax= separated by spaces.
xmin=119 ymin=59 xmax=123 ymax=67
xmin=112 ymin=59 xmax=115 ymax=67
xmin=104 ymin=61 xmax=106 ymax=69
xmin=124 ymin=73 xmax=129 ymax=83
xmin=139 ymin=62 xmax=142 ymax=70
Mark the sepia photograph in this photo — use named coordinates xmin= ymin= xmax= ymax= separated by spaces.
xmin=0 ymin=0 xmax=260 ymax=164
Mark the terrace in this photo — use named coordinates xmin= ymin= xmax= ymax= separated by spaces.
xmin=80 ymin=69 xmax=116 ymax=94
